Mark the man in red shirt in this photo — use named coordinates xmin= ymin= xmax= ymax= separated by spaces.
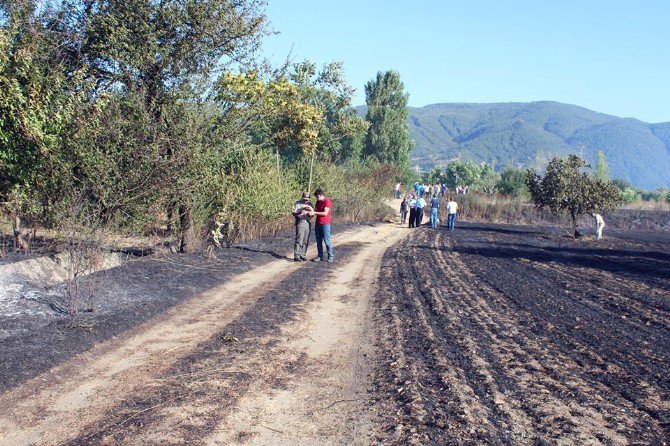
xmin=308 ymin=188 xmax=333 ymax=262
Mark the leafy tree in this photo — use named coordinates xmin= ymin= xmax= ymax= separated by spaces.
xmin=526 ymin=155 xmax=622 ymax=236
xmin=442 ymin=160 xmax=482 ymax=188
xmin=289 ymin=61 xmax=368 ymax=163
xmin=363 ymin=70 xmax=413 ymax=167
xmin=0 ymin=1 xmax=83 ymax=247
xmin=611 ymin=178 xmax=632 ymax=191
xmin=497 ymin=167 xmax=529 ymax=198
xmin=595 ymin=150 xmax=610 ymax=182
xmin=61 ymin=0 xmax=269 ymax=252
xmin=620 ymin=187 xmax=640 ymax=204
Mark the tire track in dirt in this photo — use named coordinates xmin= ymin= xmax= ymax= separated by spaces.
xmin=431 ymin=234 xmax=641 ymax=444
xmin=372 ymin=226 xmax=669 ymax=445
xmin=419 ymin=231 xmax=629 ymax=444
xmin=0 ymin=226 xmax=390 ymax=446
xmin=453 ymin=235 xmax=670 ymax=435
xmin=204 ymin=223 xmax=410 ymax=445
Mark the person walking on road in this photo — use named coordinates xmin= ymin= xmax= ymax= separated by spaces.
xmin=408 ymin=195 xmax=417 ymax=228
xmin=291 ymin=192 xmax=313 ymax=261
xmin=400 ymin=196 xmax=409 ymax=224
xmin=415 ymin=195 xmax=426 ymax=227
xmin=592 ymin=212 xmax=605 ymax=240
xmin=308 ymin=188 xmax=333 ymax=262
xmin=446 ymin=197 xmax=458 ymax=230
xmin=430 ymin=195 xmax=440 ymax=228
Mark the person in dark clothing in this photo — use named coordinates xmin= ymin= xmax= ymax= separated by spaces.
xmin=400 ymin=197 xmax=409 ymax=224
xmin=415 ymin=196 xmax=426 ymax=227
xmin=291 ymin=192 xmax=313 ymax=261
xmin=408 ymin=195 xmax=417 ymax=228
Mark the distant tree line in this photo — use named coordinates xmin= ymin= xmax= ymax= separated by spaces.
xmin=0 ymin=0 xmax=412 ymax=252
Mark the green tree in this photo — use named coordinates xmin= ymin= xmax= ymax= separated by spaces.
xmin=64 ymin=0 xmax=269 ymax=252
xmin=442 ymin=160 xmax=482 ymax=189
xmin=595 ymin=150 xmax=610 ymax=182
xmin=526 ymin=155 xmax=622 ymax=236
xmin=363 ymin=70 xmax=413 ymax=167
xmin=0 ymin=1 xmax=83 ymax=247
xmin=497 ymin=167 xmax=529 ymax=198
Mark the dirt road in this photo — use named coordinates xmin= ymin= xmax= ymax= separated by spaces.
xmin=1 ymin=215 xmax=669 ymax=445
xmin=0 ymin=222 xmax=409 ymax=446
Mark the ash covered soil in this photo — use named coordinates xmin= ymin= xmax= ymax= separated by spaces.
xmin=0 ymin=224 xmax=358 ymax=392
xmin=1 ymin=219 xmax=669 ymax=445
xmin=371 ymin=223 xmax=670 ymax=445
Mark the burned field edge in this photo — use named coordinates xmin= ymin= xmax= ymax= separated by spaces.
xmin=62 ymin=242 xmax=365 ymax=446
xmin=0 ymin=224 xmax=360 ymax=394
xmin=370 ymin=223 xmax=670 ymax=445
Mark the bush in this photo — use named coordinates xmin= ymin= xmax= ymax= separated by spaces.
xmin=497 ymin=167 xmax=529 ymax=198
xmin=620 ymin=187 xmax=641 ymax=205
xmin=207 ymin=150 xmax=398 ymax=245
xmin=209 ymin=148 xmax=300 ymax=245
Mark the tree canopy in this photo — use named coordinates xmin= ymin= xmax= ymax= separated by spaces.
xmin=526 ymin=155 xmax=622 ymax=236
xmin=363 ymin=70 xmax=413 ymax=168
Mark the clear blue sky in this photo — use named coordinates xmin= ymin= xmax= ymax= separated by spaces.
xmin=262 ymin=0 xmax=670 ymax=123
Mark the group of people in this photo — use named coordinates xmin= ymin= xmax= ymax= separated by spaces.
xmin=400 ymin=194 xmax=459 ymax=230
xmin=291 ymin=189 xmax=334 ymax=263
xmin=454 ymin=184 xmax=470 ymax=195
xmin=395 ymin=182 xmax=459 ymax=200
xmin=290 ymin=187 xmax=607 ymax=264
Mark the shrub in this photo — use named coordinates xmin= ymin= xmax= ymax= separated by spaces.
xmin=620 ymin=187 xmax=641 ymax=205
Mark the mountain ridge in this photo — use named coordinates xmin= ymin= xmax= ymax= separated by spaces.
xmin=357 ymin=101 xmax=670 ymax=189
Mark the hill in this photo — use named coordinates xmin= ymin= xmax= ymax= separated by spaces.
xmin=359 ymin=101 xmax=670 ymax=189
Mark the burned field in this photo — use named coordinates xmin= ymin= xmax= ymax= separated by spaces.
xmin=371 ymin=223 xmax=670 ymax=445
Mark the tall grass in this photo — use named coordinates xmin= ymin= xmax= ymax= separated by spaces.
xmin=207 ymin=151 xmax=398 ymax=245
xmin=447 ymin=193 xmax=670 ymax=231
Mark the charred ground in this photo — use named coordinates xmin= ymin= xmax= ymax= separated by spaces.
xmin=371 ymin=223 xmax=669 ymax=445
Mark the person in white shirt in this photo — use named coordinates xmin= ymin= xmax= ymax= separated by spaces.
xmin=446 ymin=198 xmax=458 ymax=230
xmin=592 ymin=212 xmax=605 ymax=240
xmin=408 ymin=195 xmax=417 ymax=228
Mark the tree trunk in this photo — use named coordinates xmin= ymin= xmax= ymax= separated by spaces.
xmin=308 ymin=152 xmax=315 ymax=195
xmin=12 ymin=215 xmax=28 ymax=251
xmin=571 ymin=210 xmax=578 ymax=238
xmin=178 ymin=204 xmax=200 ymax=253
xmin=166 ymin=203 xmax=175 ymax=234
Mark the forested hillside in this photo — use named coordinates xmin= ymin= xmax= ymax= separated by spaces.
xmin=372 ymin=101 xmax=670 ymax=189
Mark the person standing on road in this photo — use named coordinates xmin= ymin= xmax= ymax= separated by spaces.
xmin=415 ymin=195 xmax=426 ymax=227
xmin=308 ymin=188 xmax=333 ymax=262
xmin=446 ymin=197 xmax=458 ymax=230
xmin=400 ymin=197 xmax=409 ymax=224
xmin=592 ymin=212 xmax=605 ymax=240
xmin=291 ymin=192 xmax=313 ymax=261
xmin=430 ymin=195 xmax=440 ymax=228
xmin=408 ymin=195 xmax=417 ymax=228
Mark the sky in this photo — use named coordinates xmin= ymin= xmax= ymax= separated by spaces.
xmin=261 ymin=0 xmax=670 ymax=123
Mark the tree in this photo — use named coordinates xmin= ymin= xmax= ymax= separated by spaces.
xmin=62 ymin=0 xmax=269 ymax=252
xmin=595 ymin=150 xmax=610 ymax=182
xmin=497 ymin=167 xmax=529 ymax=198
xmin=526 ymin=155 xmax=622 ymax=237
xmin=0 ymin=1 xmax=83 ymax=248
xmin=442 ymin=160 xmax=482 ymax=189
xmin=363 ymin=70 xmax=413 ymax=167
